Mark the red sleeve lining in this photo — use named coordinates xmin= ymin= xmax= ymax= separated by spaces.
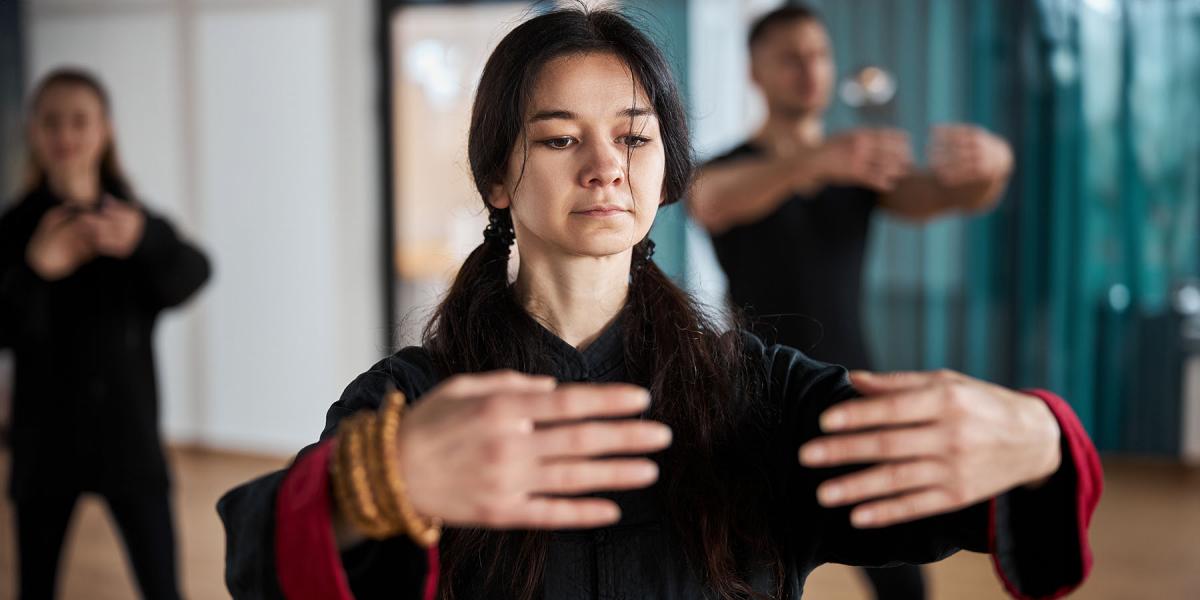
xmin=988 ymin=389 xmax=1103 ymax=600
xmin=275 ymin=439 xmax=355 ymax=600
xmin=274 ymin=439 xmax=442 ymax=599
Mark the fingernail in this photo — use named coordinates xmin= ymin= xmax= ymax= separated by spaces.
xmin=653 ymin=425 xmax=673 ymax=445
xmin=637 ymin=389 xmax=652 ymax=405
xmin=637 ymin=463 xmax=659 ymax=479
xmin=800 ymin=444 xmax=827 ymax=464
xmin=818 ymin=484 xmax=843 ymax=505
xmin=821 ymin=410 xmax=846 ymax=431
xmin=852 ymin=509 xmax=876 ymax=527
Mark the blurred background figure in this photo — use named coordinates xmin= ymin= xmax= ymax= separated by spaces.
xmin=1 ymin=0 xmax=1198 ymax=599
xmin=689 ymin=4 xmax=1014 ymax=598
xmin=0 ymin=69 xmax=210 ymax=599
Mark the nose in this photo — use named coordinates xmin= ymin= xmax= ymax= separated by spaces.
xmin=578 ymin=140 xmax=625 ymax=189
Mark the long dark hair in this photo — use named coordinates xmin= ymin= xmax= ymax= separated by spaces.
xmin=22 ymin=68 xmax=136 ymax=201
xmin=424 ymin=7 xmax=782 ymax=600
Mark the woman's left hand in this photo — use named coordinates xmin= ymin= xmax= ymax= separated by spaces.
xmin=81 ymin=197 xmax=146 ymax=259
xmin=798 ymin=369 xmax=1062 ymax=529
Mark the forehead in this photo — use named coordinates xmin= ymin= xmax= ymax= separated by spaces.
xmin=36 ymin=83 xmax=105 ymax=112
xmin=754 ymin=19 xmax=830 ymax=55
xmin=527 ymin=52 xmax=654 ymax=117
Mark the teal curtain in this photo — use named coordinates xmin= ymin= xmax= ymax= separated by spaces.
xmin=800 ymin=0 xmax=1200 ymax=452
xmin=624 ymin=0 xmax=691 ymax=282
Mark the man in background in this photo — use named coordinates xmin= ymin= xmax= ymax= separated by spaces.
xmin=689 ymin=5 xmax=1014 ymax=599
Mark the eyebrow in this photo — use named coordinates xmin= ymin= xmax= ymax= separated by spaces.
xmin=528 ymin=107 xmax=656 ymax=122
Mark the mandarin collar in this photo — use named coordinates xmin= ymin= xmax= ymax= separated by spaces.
xmin=532 ymin=311 xmax=627 ymax=382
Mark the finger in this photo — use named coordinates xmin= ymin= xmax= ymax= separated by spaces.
xmin=521 ymin=384 xmax=652 ymax=423
xmin=799 ymin=425 xmax=945 ymax=466
xmin=931 ymin=123 xmax=975 ymax=139
xmin=815 ymin=387 xmax=946 ymax=433
xmin=439 ymin=370 xmax=557 ymax=398
xmin=531 ymin=458 xmax=659 ymax=495
xmin=875 ymin=132 xmax=913 ymax=157
xmin=77 ymin=214 xmax=109 ymax=233
xmin=102 ymin=195 xmax=128 ymax=212
xmin=932 ymin=165 xmax=973 ymax=187
xmin=504 ymin=497 xmax=622 ymax=529
xmin=870 ymin=158 xmax=911 ymax=183
xmin=867 ymin=151 xmax=912 ymax=175
xmin=41 ymin=208 xmax=76 ymax=227
xmin=816 ymin=459 xmax=949 ymax=507
xmin=849 ymin=487 xmax=965 ymax=528
xmin=859 ymin=177 xmax=896 ymax=193
xmin=849 ymin=370 xmax=953 ymax=394
xmin=874 ymin=127 xmax=910 ymax=140
xmin=935 ymin=141 xmax=981 ymax=163
xmin=532 ymin=420 xmax=671 ymax=458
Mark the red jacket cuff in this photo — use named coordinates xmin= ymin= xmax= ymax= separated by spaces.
xmin=988 ymin=389 xmax=1103 ymax=599
xmin=274 ymin=439 xmax=354 ymax=600
xmin=274 ymin=438 xmax=442 ymax=600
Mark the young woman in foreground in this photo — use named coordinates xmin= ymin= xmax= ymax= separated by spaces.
xmin=219 ymin=8 xmax=1100 ymax=599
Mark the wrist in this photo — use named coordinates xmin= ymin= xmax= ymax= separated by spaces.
xmin=1021 ymin=393 xmax=1063 ymax=486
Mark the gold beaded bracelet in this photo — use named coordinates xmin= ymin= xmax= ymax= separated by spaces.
xmin=330 ymin=390 xmax=442 ymax=547
xmin=337 ymin=412 xmax=394 ymax=538
xmin=378 ymin=391 xmax=443 ymax=547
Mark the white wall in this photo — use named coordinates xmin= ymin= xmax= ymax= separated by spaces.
xmin=26 ymin=0 xmax=383 ymax=455
xmin=685 ymin=0 xmax=782 ymax=310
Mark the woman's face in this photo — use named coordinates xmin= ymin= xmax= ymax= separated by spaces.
xmin=28 ymin=83 xmax=111 ymax=178
xmin=489 ymin=51 xmax=665 ymax=261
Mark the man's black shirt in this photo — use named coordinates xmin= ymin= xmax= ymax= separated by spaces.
xmin=707 ymin=142 xmax=878 ymax=369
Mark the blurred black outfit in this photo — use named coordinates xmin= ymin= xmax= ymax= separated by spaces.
xmin=0 ymin=183 xmax=210 ymax=599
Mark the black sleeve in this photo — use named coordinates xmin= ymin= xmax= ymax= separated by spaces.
xmin=0 ymin=206 xmax=47 ymax=349
xmin=749 ymin=335 xmax=977 ymax=567
xmin=0 ymin=260 xmax=44 ymax=350
xmin=217 ymin=347 xmax=442 ymax=599
xmin=127 ymin=212 xmax=211 ymax=310
xmin=217 ymin=470 xmax=290 ymax=599
xmin=757 ymin=335 xmax=1090 ymax=596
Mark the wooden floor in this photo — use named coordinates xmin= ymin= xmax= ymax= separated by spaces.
xmin=1 ymin=449 xmax=1198 ymax=599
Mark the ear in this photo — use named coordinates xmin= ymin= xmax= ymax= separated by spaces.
xmin=487 ymin=181 xmax=511 ymax=210
xmin=748 ymin=55 xmax=765 ymax=88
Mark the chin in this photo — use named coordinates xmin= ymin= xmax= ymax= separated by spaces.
xmin=561 ymin=230 xmax=645 ymax=258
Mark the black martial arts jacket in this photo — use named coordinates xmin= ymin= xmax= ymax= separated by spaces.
xmin=219 ymin=317 xmax=1101 ymax=599
xmin=0 ymin=185 xmax=211 ymax=499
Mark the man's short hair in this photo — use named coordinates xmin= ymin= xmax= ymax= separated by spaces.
xmin=748 ymin=3 xmax=824 ymax=49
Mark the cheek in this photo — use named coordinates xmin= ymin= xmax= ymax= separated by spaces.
xmin=29 ymin=128 xmax=63 ymax=165
xmin=630 ymin=148 xmax=667 ymax=204
xmin=508 ymin=157 xmax=563 ymax=229
xmin=29 ymin=127 xmax=52 ymax=153
xmin=80 ymin=125 xmax=107 ymax=153
xmin=629 ymin=148 xmax=665 ymax=237
xmin=816 ymin=63 xmax=835 ymax=86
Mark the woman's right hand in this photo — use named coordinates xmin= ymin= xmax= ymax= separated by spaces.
xmin=25 ymin=207 xmax=96 ymax=281
xmin=396 ymin=370 xmax=671 ymax=529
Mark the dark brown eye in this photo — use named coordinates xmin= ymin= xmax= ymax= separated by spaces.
xmin=618 ymin=135 xmax=650 ymax=148
xmin=542 ymin=137 xmax=576 ymax=149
